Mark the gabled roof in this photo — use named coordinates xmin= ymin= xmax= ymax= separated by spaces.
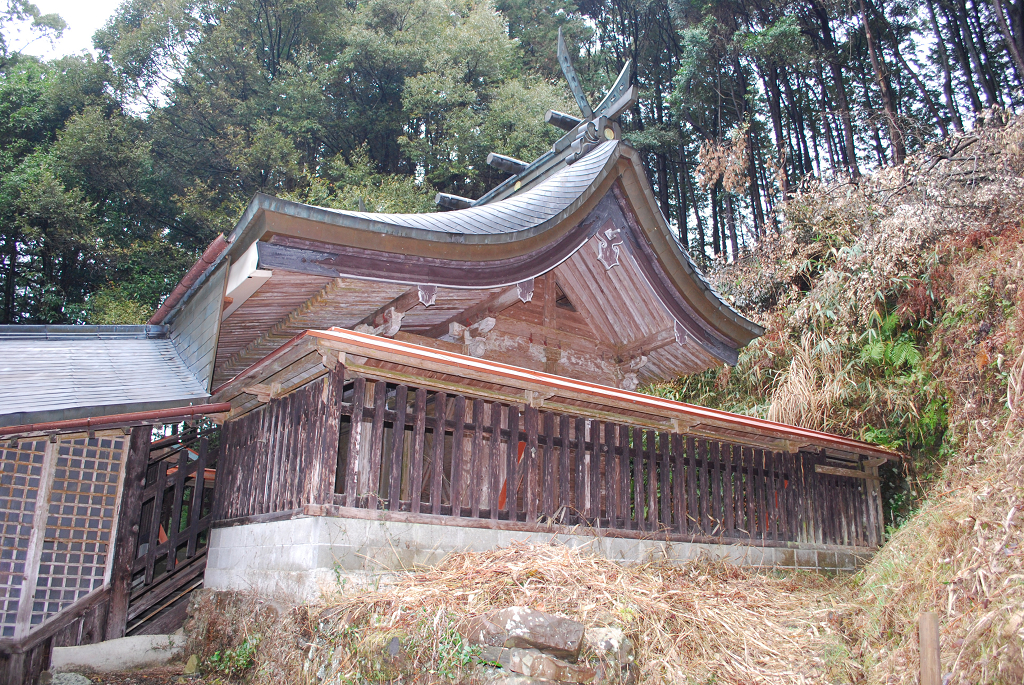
xmin=161 ymin=136 xmax=764 ymax=389
xmin=0 ymin=326 xmax=209 ymax=428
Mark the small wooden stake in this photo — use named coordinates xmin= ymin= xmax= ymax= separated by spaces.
xmin=919 ymin=611 xmax=941 ymax=685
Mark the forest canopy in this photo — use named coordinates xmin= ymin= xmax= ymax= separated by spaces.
xmin=0 ymin=0 xmax=1020 ymax=324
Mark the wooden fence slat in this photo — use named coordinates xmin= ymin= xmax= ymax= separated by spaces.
xmin=658 ymin=432 xmax=670 ymax=529
xmin=617 ymin=425 xmax=629 ymax=530
xmin=574 ymin=417 xmax=586 ymax=524
xmin=344 ymin=378 xmax=366 ymax=507
xmin=525 ymin=406 xmax=539 ymax=524
xmin=143 ymin=459 xmax=168 ymax=586
xmin=430 ymin=393 xmax=447 ymax=515
xmin=471 ymin=399 xmax=485 ymax=518
xmin=672 ymin=433 xmax=684 ymax=534
xmin=722 ymin=443 xmax=734 ymax=537
xmin=506 ymin=406 xmax=521 ymax=521
xmin=699 ymin=439 xmax=711 ymax=535
xmin=489 ymin=404 xmax=503 ymax=520
xmin=589 ymin=422 xmax=601 ymax=524
xmin=558 ymin=414 xmax=571 ymax=517
xmin=686 ymin=437 xmax=697 ymax=535
xmin=409 ymin=388 xmax=427 ymax=514
xmin=605 ymin=424 xmax=616 ymax=528
xmin=185 ymin=438 xmax=208 ymax=558
xmin=710 ymin=441 xmax=721 ymax=536
xmin=388 ymin=385 xmax=409 ymax=512
xmin=543 ymin=412 xmax=556 ymax=519
xmin=367 ymin=381 xmax=388 ymax=509
xmin=629 ymin=428 xmax=641 ymax=531
xmin=450 ymin=395 xmax=467 ymax=517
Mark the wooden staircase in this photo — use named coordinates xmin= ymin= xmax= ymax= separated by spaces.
xmin=0 ymin=426 xmax=218 ymax=684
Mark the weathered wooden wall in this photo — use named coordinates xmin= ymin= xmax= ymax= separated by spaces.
xmin=214 ymin=365 xmax=344 ymax=520
xmin=214 ymin=365 xmax=884 ymax=549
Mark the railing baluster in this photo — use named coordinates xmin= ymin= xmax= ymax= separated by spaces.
xmin=409 ymin=388 xmax=427 ymax=514
xmin=574 ymin=417 xmax=585 ymax=524
xmin=489 ymin=404 xmax=503 ymax=520
xmin=558 ymin=414 xmax=571 ymax=519
xmin=344 ymin=378 xmax=365 ymax=507
xmin=387 ymin=385 xmax=408 ymax=512
xmin=430 ymin=393 xmax=447 ymax=515
xmin=506 ymin=406 xmax=520 ymax=521
xmin=450 ymin=395 xmax=467 ymax=517
xmin=367 ymin=381 xmax=387 ymax=510
xmin=185 ymin=438 xmax=208 ymax=558
xmin=633 ymin=429 xmax=644 ymax=531
xmin=471 ymin=399 xmax=485 ymax=518
xmin=542 ymin=412 xmax=555 ymax=520
xmin=589 ymin=421 xmax=601 ymax=524
xmin=659 ymin=431 xmax=670 ymax=530
xmin=524 ymin=405 xmax=539 ymax=524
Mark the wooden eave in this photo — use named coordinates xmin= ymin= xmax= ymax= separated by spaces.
xmin=211 ymin=327 xmax=900 ymax=462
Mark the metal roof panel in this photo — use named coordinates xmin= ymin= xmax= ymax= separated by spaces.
xmin=0 ymin=336 xmax=209 ymax=428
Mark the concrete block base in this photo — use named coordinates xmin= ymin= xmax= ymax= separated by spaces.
xmin=50 ymin=634 xmax=186 ymax=673
xmin=204 ymin=515 xmax=871 ymax=601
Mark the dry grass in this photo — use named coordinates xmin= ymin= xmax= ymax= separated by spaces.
xmin=847 ymin=429 xmax=1024 ymax=685
xmin=205 ymin=543 xmax=861 ymax=685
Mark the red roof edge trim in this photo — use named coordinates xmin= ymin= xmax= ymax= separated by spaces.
xmin=0 ymin=403 xmax=234 ymax=438
xmin=149 ymin=234 xmax=230 ymax=325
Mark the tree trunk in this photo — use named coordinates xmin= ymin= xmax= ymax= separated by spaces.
xmin=711 ymin=183 xmax=722 ymax=257
xmin=675 ymin=150 xmax=688 ymax=248
xmin=859 ymin=0 xmax=906 ymax=164
xmin=811 ymin=0 xmax=862 ymax=177
xmin=954 ymin=0 xmax=999 ymax=106
xmin=764 ymin=64 xmax=788 ymax=199
xmin=940 ymin=0 xmax=984 ymax=111
xmin=746 ymin=128 xmax=765 ymax=237
xmin=992 ymin=0 xmax=1024 ymax=80
xmin=926 ymin=0 xmax=966 ymax=131
xmin=725 ymin=193 xmax=738 ymax=260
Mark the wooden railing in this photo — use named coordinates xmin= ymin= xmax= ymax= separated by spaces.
xmin=216 ymin=366 xmax=883 ymax=549
xmin=111 ymin=428 xmax=216 ymax=637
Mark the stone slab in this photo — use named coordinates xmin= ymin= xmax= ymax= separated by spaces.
xmin=50 ymin=634 xmax=186 ymax=673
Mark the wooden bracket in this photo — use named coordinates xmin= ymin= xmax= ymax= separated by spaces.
xmin=814 ymin=464 xmax=880 ymax=481
xmin=317 ymin=342 xmax=341 ymax=370
xmin=249 ymin=382 xmax=282 ymax=403
xmin=671 ymin=417 xmax=696 ymax=434
xmin=862 ymin=457 xmax=887 ymax=468
xmin=524 ymin=389 xmax=556 ymax=408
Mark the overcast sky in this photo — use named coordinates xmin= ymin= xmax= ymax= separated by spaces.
xmin=17 ymin=0 xmax=124 ymax=60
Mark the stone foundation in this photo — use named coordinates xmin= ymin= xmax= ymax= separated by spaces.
xmin=203 ymin=515 xmax=872 ymax=601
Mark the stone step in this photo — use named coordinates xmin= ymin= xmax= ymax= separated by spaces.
xmin=50 ymin=634 xmax=186 ymax=673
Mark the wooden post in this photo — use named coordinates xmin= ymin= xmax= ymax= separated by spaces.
xmin=919 ymin=611 xmax=941 ymax=685
xmin=105 ymin=426 xmax=150 ymax=640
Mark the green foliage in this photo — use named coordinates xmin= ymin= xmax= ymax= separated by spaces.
xmin=206 ymin=633 xmax=261 ymax=677
xmin=82 ymin=286 xmax=152 ymax=325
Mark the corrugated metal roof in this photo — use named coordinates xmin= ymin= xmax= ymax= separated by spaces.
xmin=0 ymin=333 xmax=209 ymax=428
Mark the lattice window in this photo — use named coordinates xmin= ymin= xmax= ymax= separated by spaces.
xmin=0 ymin=439 xmax=47 ymax=638
xmin=32 ymin=436 xmax=125 ymax=627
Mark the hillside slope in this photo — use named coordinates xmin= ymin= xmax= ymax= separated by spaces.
xmin=671 ymin=109 xmax=1024 ymax=684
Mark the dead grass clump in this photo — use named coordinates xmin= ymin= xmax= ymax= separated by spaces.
xmin=850 ymin=430 xmax=1024 ymax=684
xmin=285 ymin=542 xmax=859 ymax=685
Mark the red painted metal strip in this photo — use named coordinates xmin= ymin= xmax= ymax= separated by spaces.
xmin=0 ymin=403 xmax=234 ymax=437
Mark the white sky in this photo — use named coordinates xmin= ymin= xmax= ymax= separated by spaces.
xmin=14 ymin=0 xmax=124 ymax=60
